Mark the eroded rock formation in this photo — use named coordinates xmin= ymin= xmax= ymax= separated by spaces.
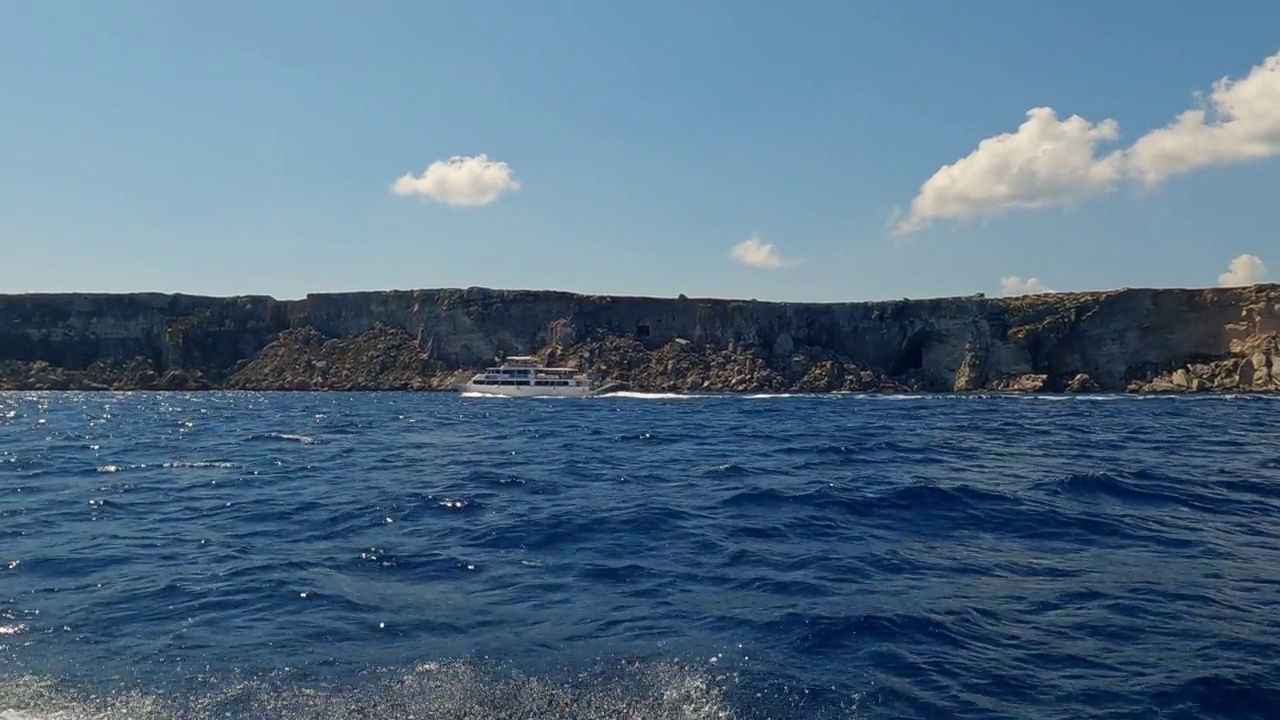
xmin=2 ymin=284 xmax=1279 ymax=393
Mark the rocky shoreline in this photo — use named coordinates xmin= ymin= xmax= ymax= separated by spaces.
xmin=2 ymin=322 xmax=1279 ymax=396
xmin=2 ymin=285 xmax=1280 ymax=394
xmin=0 ymin=323 xmax=915 ymax=394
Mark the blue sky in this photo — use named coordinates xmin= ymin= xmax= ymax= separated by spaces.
xmin=2 ymin=1 xmax=1279 ymax=302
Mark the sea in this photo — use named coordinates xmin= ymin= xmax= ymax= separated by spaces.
xmin=1 ymin=390 xmax=1278 ymax=719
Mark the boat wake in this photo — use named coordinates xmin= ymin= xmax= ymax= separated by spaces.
xmin=595 ymin=391 xmax=698 ymax=400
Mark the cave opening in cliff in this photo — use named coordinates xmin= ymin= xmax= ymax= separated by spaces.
xmin=891 ymin=342 xmax=925 ymax=375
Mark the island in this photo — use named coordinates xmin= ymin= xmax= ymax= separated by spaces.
xmin=1 ymin=285 xmax=1278 ymax=394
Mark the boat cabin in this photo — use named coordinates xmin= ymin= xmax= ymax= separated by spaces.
xmin=468 ymin=356 xmax=585 ymax=387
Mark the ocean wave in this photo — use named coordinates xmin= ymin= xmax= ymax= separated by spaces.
xmin=2 ymin=392 xmax=1279 ymax=719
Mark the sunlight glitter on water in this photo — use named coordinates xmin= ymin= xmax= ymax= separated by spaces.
xmin=0 ymin=660 xmax=774 ymax=720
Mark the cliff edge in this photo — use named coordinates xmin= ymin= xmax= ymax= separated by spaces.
xmin=2 ymin=285 xmax=1279 ymax=393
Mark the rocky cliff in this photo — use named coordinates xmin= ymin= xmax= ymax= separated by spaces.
xmin=2 ymin=285 xmax=1279 ymax=393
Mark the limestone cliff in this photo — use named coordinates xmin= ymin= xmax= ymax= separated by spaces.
xmin=1 ymin=284 xmax=1279 ymax=393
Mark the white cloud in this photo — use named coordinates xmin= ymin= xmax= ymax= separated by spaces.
xmin=1126 ymin=53 xmax=1280 ymax=186
xmin=892 ymin=108 xmax=1124 ymax=236
xmin=1217 ymin=253 xmax=1267 ymax=286
xmin=894 ymin=49 xmax=1280 ymax=236
xmin=391 ymin=154 xmax=521 ymax=206
xmin=729 ymin=234 xmax=793 ymax=268
xmin=999 ymin=275 xmax=1056 ymax=296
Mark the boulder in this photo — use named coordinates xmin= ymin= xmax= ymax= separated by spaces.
xmin=988 ymin=374 xmax=1048 ymax=393
xmin=1064 ymin=373 xmax=1100 ymax=393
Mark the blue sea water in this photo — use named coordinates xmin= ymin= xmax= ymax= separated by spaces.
xmin=1 ymin=390 xmax=1279 ymax=719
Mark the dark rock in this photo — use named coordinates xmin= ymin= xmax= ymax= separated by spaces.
xmin=224 ymin=323 xmax=453 ymax=391
xmin=772 ymin=332 xmax=795 ymax=360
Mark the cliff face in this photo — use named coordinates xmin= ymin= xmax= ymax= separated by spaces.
xmin=1 ymin=284 xmax=1278 ymax=393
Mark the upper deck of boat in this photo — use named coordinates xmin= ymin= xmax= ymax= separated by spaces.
xmin=480 ymin=356 xmax=584 ymax=376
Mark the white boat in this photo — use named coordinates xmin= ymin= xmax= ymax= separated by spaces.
xmin=459 ymin=355 xmax=595 ymax=397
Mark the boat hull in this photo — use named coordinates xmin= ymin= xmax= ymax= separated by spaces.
xmin=459 ymin=382 xmax=594 ymax=398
